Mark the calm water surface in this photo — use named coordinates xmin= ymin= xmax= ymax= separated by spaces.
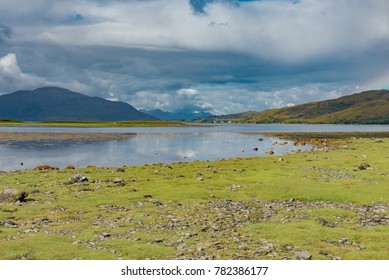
xmin=1 ymin=124 xmax=389 ymax=170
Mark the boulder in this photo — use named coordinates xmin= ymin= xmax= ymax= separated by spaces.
xmin=0 ymin=189 xmax=28 ymax=202
xmin=69 ymin=174 xmax=88 ymax=184
xmin=295 ymin=250 xmax=312 ymax=260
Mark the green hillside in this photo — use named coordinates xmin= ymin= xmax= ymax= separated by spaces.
xmin=248 ymin=90 xmax=389 ymax=124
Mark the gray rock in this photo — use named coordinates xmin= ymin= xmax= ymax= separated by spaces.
xmin=101 ymin=232 xmax=111 ymax=238
xmin=295 ymin=250 xmax=312 ymax=260
xmin=70 ymin=174 xmax=88 ymax=183
xmin=154 ymin=238 xmax=164 ymax=243
xmin=0 ymin=220 xmax=18 ymax=228
xmin=113 ymin=178 xmax=124 ymax=183
xmin=0 ymin=189 xmax=28 ymax=203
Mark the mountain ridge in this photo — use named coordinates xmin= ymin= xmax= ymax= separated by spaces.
xmin=196 ymin=90 xmax=389 ymax=124
xmin=141 ymin=109 xmax=213 ymax=121
xmin=0 ymin=87 xmax=156 ymax=121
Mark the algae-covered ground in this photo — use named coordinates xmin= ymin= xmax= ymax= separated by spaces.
xmin=0 ymin=137 xmax=388 ymax=260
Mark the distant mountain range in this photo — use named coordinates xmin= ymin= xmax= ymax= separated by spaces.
xmin=2 ymin=87 xmax=388 ymax=124
xmin=0 ymin=87 xmax=156 ymax=121
xmin=197 ymin=90 xmax=389 ymax=124
xmin=141 ymin=109 xmax=213 ymax=121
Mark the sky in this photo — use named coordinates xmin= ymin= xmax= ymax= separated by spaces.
xmin=1 ymin=0 xmax=389 ymax=115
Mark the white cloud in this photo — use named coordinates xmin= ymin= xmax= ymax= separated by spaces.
xmin=0 ymin=53 xmax=90 ymax=94
xmin=177 ymin=88 xmax=199 ymax=96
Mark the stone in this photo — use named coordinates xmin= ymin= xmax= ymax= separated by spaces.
xmin=116 ymin=168 xmax=125 ymax=172
xmin=101 ymin=232 xmax=111 ymax=238
xmin=358 ymin=163 xmax=370 ymax=170
xmin=316 ymin=217 xmax=334 ymax=227
xmin=69 ymin=174 xmax=88 ymax=183
xmin=113 ymin=178 xmax=124 ymax=183
xmin=0 ymin=220 xmax=18 ymax=228
xmin=153 ymin=201 xmax=164 ymax=206
xmin=154 ymin=238 xmax=164 ymax=243
xmin=294 ymin=250 xmax=312 ymax=260
xmin=0 ymin=189 xmax=28 ymax=202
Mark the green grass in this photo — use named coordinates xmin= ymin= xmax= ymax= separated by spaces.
xmin=1 ymin=137 xmax=388 ymax=259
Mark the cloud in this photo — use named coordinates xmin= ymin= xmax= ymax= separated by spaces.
xmin=177 ymin=88 xmax=199 ymax=96
xmin=1 ymin=1 xmax=389 ymax=114
xmin=0 ymin=24 xmax=12 ymax=44
xmin=0 ymin=53 xmax=90 ymax=94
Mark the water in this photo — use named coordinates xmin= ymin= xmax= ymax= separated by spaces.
xmin=1 ymin=124 xmax=389 ymax=170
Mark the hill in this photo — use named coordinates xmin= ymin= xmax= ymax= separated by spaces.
xmin=193 ymin=111 xmax=259 ymax=123
xmin=141 ymin=109 xmax=213 ymax=121
xmin=198 ymin=90 xmax=389 ymax=124
xmin=249 ymin=89 xmax=389 ymax=124
xmin=0 ymin=87 xmax=156 ymax=121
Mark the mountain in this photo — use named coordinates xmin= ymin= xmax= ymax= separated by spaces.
xmin=196 ymin=90 xmax=389 ymax=124
xmin=193 ymin=111 xmax=259 ymax=123
xmin=247 ymin=90 xmax=389 ymax=124
xmin=141 ymin=109 xmax=213 ymax=120
xmin=0 ymin=87 xmax=157 ymax=121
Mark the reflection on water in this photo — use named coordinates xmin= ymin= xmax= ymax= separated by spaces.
xmin=1 ymin=123 xmax=389 ymax=170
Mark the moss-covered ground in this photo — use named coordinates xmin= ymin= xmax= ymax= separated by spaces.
xmin=0 ymin=137 xmax=388 ymax=260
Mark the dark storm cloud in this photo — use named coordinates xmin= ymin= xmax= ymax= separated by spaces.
xmin=0 ymin=24 xmax=12 ymax=44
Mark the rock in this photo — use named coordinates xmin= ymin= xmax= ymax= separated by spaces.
xmin=116 ymin=168 xmax=125 ymax=172
xmin=338 ymin=238 xmax=350 ymax=245
xmin=154 ymin=238 xmax=164 ymax=243
xmin=256 ymin=246 xmax=273 ymax=255
xmin=101 ymin=232 xmax=111 ymax=238
xmin=0 ymin=220 xmax=18 ymax=228
xmin=69 ymin=174 xmax=88 ymax=183
xmin=194 ymin=172 xmax=202 ymax=177
xmin=316 ymin=217 xmax=335 ymax=227
xmin=197 ymin=177 xmax=204 ymax=181
xmin=143 ymin=194 xmax=153 ymax=199
xmin=153 ymin=201 xmax=164 ymax=206
xmin=294 ymin=250 xmax=312 ymax=260
xmin=16 ymin=191 xmax=28 ymax=202
xmin=0 ymin=189 xmax=28 ymax=202
xmin=358 ymin=163 xmax=370 ymax=170
xmin=113 ymin=178 xmax=124 ymax=183
xmin=375 ymin=139 xmax=383 ymax=143
xmin=65 ymin=165 xmax=75 ymax=170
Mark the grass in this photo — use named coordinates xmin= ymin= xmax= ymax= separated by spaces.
xmin=0 ymin=137 xmax=388 ymax=259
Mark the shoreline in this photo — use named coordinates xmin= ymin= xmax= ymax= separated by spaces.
xmin=0 ymin=136 xmax=388 ymax=260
